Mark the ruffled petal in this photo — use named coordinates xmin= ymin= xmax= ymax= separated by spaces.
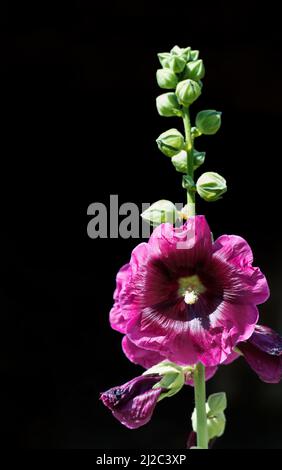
xmin=122 ymin=336 xmax=166 ymax=369
xmin=148 ymin=216 xmax=213 ymax=268
xmin=127 ymin=299 xmax=258 ymax=367
xmin=109 ymin=263 xmax=132 ymax=333
xmin=213 ymin=235 xmax=269 ymax=305
xmin=236 ymin=324 xmax=282 ymax=383
xmin=248 ymin=325 xmax=282 ymax=355
xmin=238 ymin=342 xmax=282 ymax=383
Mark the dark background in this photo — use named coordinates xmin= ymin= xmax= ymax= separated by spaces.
xmin=1 ymin=0 xmax=282 ymax=449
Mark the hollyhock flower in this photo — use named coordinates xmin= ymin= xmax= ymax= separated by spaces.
xmin=110 ymin=215 xmax=269 ymax=367
xmin=224 ymin=325 xmax=282 ymax=383
xmin=100 ymin=374 xmax=164 ymax=429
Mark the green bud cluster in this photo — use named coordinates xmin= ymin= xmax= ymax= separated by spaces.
xmin=156 ymin=45 xmax=204 ymax=117
xmin=155 ymin=44 xmax=226 ymax=211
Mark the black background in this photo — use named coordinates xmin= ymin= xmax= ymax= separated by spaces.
xmin=1 ymin=0 xmax=282 ymax=449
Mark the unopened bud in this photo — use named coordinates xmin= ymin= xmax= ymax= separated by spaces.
xmin=196 ymin=172 xmax=227 ymax=202
xmin=141 ymin=200 xmax=179 ymax=226
xmin=195 ymin=110 xmax=222 ymax=135
xmin=156 ymin=93 xmax=182 ymax=117
xmin=158 ymin=52 xmax=186 ymax=73
xmin=182 ymin=60 xmax=205 ymax=81
xmin=156 ymin=128 xmax=184 ymax=157
xmin=156 ymin=68 xmax=178 ymax=89
xmin=176 ymin=79 xmax=201 ymax=106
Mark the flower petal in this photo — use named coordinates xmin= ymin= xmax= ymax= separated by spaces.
xmin=248 ymin=324 xmax=282 ymax=355
xmin=122 ymin=336 xmax=166 ymax=369
xmin=213 ymin=235 xmax=269 ymax=305
xmin=127 ymin=300 xmax=258 ymax=367
xmin=149 ymin=216 xmax=213 ymax=264
xmin=100 ymin=375 xmax=162 ymax=429
xmin=238 ymin=342 xmax=282 ymax=383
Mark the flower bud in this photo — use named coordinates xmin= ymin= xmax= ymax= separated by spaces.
xmin=176 ymin=79 xmax=201 ymax=106
xmin=158 ymin=52 xmax=186 ymax=73
xmin=171 ymin=149 xmax=206 ymax=173
xmin=196 ymin=172 xmax=227 ymax=202
xmin=195 ymin=110 xmax=222 ymax=135
xmin=156 ymin=93 xmax=182 ymax=117
xmin=193 ymin=149 xmax=206 ymax=169
xmin=171 ymin=150 xmax=187 ymax=173
xmin=143 ymin=361 xmax=185 ymax=401
xmin=182 ymin=60 xmax=205 ymax=81
xmin=156 ymin=128 xmax=184 ymax=157
xmin=189 ymin=50 xmax=199 ymax=61
xmin=156 ymin=68 xmax=178 ymax=89
xmin=141 ymin=200 xmax=179 ymax=226
xmin=170 ymin=45 xmax=191 ymax=61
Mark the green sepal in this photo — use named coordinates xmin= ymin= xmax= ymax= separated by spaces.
xmin=182 ymin=175 xmax=196 ymax=192
xmin=207 ymin=392 xmax=227 ymax=414
xmin=143 ymin=361 xmax=185 ymax=401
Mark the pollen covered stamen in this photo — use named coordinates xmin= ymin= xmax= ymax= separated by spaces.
xmin=184 ymin=290 xmax=199 ymax=305
xmin=178 ymin=274 xmax=206 ymax=304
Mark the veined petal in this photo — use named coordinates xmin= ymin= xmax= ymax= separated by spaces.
xmin=238 ymin=342 xmax=282 ymax=383
xmin=122 ymin=336 xmax=166 ymax=369
xmin=249 ymin=325 xmax=282 ymax=355
xmin=213 ymin=235 xmax=269 ymax=305
xmin=101 ymin=375 xmax=162 ymax=429
xmin=236 ymin=324 xmax=282 ymax=383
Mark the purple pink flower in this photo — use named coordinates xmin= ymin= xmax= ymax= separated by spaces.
xmin=100 ymin=374 xmax=164 ymax=429
xmin=110 ymin=216 xmax=269 ymax=368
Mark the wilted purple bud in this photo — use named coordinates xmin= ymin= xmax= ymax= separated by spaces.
xmin=100 ymin=374 xmax=163 ymax=429
xmin=238 ymin=325 xmax=282 ymax=383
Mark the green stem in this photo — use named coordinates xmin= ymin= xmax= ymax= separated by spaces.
xmin=193 ymin=362 xmax=208 ymax=449
xmin=182 ymin=107 xmax=195 ymax=217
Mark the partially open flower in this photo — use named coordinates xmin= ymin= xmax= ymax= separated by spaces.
xmin=110 ymin=216 xmax=269 ymax=367
xmin=100 ymin=374 xmax=163 ymax=429
xmin=224 ymin=324 xmax=282 ymax=383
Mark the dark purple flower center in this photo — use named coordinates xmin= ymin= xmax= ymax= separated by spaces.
xmin=139 ymin=256 xmax=225 ymax=326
